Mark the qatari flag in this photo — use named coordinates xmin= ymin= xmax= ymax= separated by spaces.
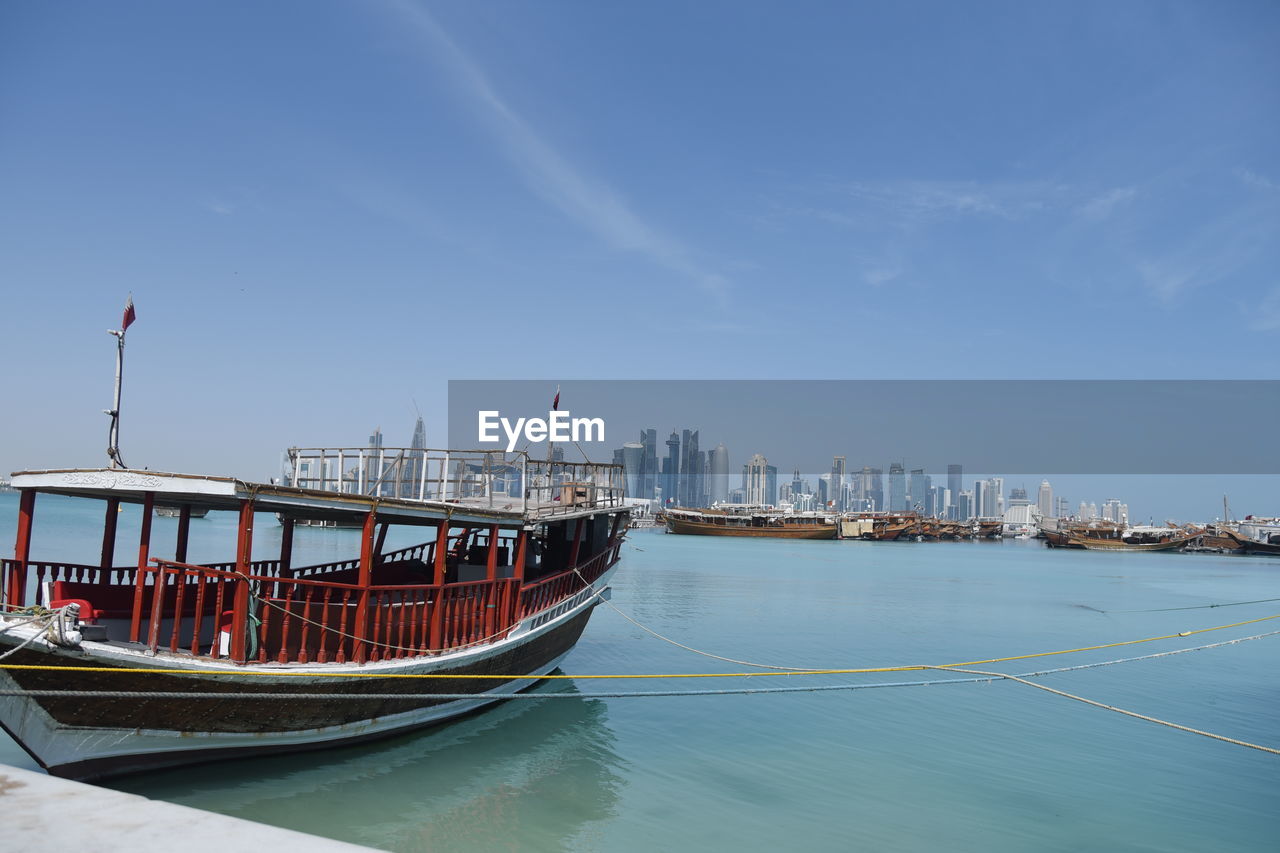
xmin=552 ymin=386 xmax=560 ymax=411
xmin=122 ymin=295 xmax=137 ymax=331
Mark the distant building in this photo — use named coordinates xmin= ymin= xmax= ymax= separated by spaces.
xmin=909 ymin=469 xmax=929 ymax=512
xmin=867 ymin=467 xmax=884 ymax=512
xmin=889 ymin=463 xmax=906 ymax=511
xmin=831 ymin=456 xmax=847 ymax=511
xmin=1101 ymin=498 xmax=1129 ymax=525
xmin=708 ymin=443 xmax=730 ymax=505
xmin=1037 ymin=480 xmax=1054 ymax=518
xmin=947 ymin=465 xmax=963 ymax=518
xmin=621 ymin=442 xmax=644 ymax=498
xmin=640 ymin=429 xmax=658 ymax=500
xmin=680 ymin=429 xmax=701 ymax=507
xmin=664 ymin=431 xmax=680 ymax=505
xmin=743 ymin=454 xmax=771 ymax=506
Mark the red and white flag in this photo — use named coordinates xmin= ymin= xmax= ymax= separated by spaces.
xmin=122 ymin=295 xmax=137 ymax=332
xmin=552 ymin=385 xmax=560 ymax=411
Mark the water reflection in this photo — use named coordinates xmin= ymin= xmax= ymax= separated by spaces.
xmin=107 ymin=679 xmax=624 ymax=853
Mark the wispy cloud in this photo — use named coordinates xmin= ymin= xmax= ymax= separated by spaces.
xmin=1078 ymin=186 xmax=1137 ymax=221
xmin=863 ymin=267 xmax=903 ymax=287
xmin=1248 ymin=286 xmax=1280 ymax=331
xmin=828 ymin=179 xmax=1062 ymax=224
xmin=388 ymin=1 xmax=728 ymax=303
xmin=1237 ymin=168 xmax=1278 ymax=192
xmin=1134 ymin=206 xmax=1274 ymax=305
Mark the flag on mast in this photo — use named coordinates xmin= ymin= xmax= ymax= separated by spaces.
xmin=552 ymin=385 xmax=560 ymax=411
xmin=122 ymin=294 xmax=137 ymax=332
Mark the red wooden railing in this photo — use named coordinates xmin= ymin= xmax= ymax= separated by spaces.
xmin=8 ymin=531 xmax=621 ymax=665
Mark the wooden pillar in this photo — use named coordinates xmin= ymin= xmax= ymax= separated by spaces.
xmin=228 ymin=498 xmax=255 ymax=663
xmin=567 ymin=516 xmax=585 ymax=570
xmin=279 ymin=517 xmax=295 ymax=577
xmin=485 ymin=524 xmax=500 ymax=581
xmin=100 ymin=497 xmax=120 ymax=574
xmin=129 ymin=492 xmax=156 ymax=643
xmin=352 ymin=508 xmax=376 ymax=663
xmin=484 ymin=523 xmax=500 ymax=637
xmin=174 ymin=504 xmax=191 ymax=564
xmin=8 ymin=490 xmax=36 ymax=608
xmin=510 ymin=528 xmax=528 ymax=623
xmin=429 ymin=518 xmax=448 ymax=651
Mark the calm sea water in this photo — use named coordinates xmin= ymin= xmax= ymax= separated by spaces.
xmin=2 ymin=492 xmax=1278 ymax=851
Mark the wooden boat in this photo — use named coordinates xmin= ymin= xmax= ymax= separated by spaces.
xmin=975 ymin=519 xmax=1004 ymax=539
xmin=1062 ymin=530 xmax=1198 ymax=552
xmin=665 ymin=508 xmax=837 ymax=539
xmin=1188 ymin=524 xmax=1245 ymax=553
xmin=838 ymin=512 xmax=919 ymax=541
xmin=0 ymin=450 xmax=629 ymax=781
xmin=1042 ymin=519 xmax=1125 ymax=549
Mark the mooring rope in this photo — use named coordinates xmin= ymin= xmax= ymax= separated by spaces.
xmin=3 ymin=613 xmax=1278 ymax=681
xmin=1099 ymin=596 xmax=1280 ymax=614
xmin=3 ymin=630 xmax=1278 ymax=756
xmin=927 ymin=664 xmax=1280 ymax=756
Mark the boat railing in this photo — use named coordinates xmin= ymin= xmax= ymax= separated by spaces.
xmin=140 ymin=544 xmax=622 ymax=665
xmin=283 ymin=447 xmax=625 ymax=515
xmin=2 ymin=559 xmax=140 ymax=610
xmin=142 ymin=558 xmax=527 ymax=664
xmin=518 ymin=543 xmax=618 ymax=617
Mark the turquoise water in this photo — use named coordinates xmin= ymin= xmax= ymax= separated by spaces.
xmin=2 ymin=493 xmax=1278 ymax=851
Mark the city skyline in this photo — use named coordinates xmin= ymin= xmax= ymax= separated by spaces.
xmin=611 ymin=428 xmax=1145 ymax=521
xmin=1 ymin=3 xmax=1276 ymax=524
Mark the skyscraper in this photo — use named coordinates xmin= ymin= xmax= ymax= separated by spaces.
xmin=947 ymin=464 xmax=963 ymax=517
xmin=744 ymin=454 xmax=770 ymax=506
xmin=709 ymin=443 xmax=730 ymax=505
xmin=908 ymin=468 xmax=929 ymax=512
xmin=680 ymin=429 xmax=700 ymax=507
xmin=621 ymin=442 xmax=644 ymax=498
xmin=831 ymin=456 xmax=846 ymax=511
xmin=405 ymin=415 xmax=427 ymax=499
xmin=640 ymin=429 xmax=658 ymax=500
xmin=889 ymin=463 xmax=906 ymax=511
xmin=1037 ymin=480 xmax=1054 ymax=518
xmin=664 ymin=431 xmax=680 ymax=505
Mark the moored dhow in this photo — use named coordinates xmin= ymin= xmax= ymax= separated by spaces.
xmin=664 ymin=507 xmax=838 ymax=539
xmin=1061 ymin=525 xmax=1199 ymax=552
xmin=0 ymin=449 xmax=628 ymax=781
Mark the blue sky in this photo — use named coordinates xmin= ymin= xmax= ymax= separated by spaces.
xmin=1 ymin=1 xmax=1277 ymax=515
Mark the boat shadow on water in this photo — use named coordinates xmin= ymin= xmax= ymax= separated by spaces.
xmin=106 ymin=678 xmax=623 ymax=850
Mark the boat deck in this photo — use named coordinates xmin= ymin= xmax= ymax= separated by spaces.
xmin=10 ymin=464 xmax=625 ymax=527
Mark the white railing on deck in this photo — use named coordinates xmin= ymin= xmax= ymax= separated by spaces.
xmin=283 ymin=447 xmax=624 ymax=515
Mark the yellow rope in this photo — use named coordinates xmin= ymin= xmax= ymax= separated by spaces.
xmin=3 ymin=612 xmax=1276 ymax=680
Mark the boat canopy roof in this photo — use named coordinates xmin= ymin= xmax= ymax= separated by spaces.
xmin=10 ymin=463 xmax=626 ymax=529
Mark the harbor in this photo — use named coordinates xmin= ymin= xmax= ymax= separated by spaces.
xmin=2 ymin=509 xmax=1277 ymax=851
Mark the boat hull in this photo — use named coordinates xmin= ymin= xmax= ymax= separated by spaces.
xmin=665 ymin=516 xmax=837 ymax=539
xmin=1242 ymin=539 xmax=1280 ymax=557
xmin=0 ymin=578 xmax=609 ymax=781
xmin=1064 ymin=533 xmax=1196 ymax=552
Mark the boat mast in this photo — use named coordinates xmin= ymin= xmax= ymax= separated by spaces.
xmin=105 ymin=295 xmax=135 ymax=469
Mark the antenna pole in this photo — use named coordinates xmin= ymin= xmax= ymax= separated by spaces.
xmin=105 ymin=328 xmax=126 ymax=468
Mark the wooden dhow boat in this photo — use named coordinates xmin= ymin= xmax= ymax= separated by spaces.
xmin=0 ymin=449 xmax=628 ymax=781
xmin=664 ymin=507 xmax=837 ymax=539
xmin=1062 ymin=526 xmax=1198 ymax=552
